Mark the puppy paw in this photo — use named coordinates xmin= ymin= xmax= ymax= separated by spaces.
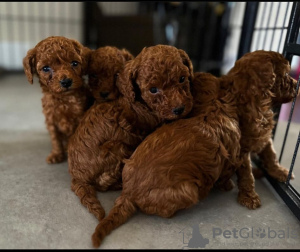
xmin=238 ymin=191 xmax=261 ymax=209
xmin=46 ymin=152 xmax=65 ymax=164
xmin=267 ymin=166 xmax=294 ymax=182
xmin=215 ymin=179 xmax=235 ymax=191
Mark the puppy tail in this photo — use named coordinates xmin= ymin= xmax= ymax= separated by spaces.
xmin=91 ymin=194 xmax=137 ymax=248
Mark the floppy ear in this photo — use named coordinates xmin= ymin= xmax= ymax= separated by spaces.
xmin=120 ymin=48 xmax=134 ymax=62
xmin=178 ymin=49 xmax=194 ymax=80
xmin=231 ymin=59 xmax=276 ymax=98
xmin=23 ymin=48 xmax=37 ymax=84
xmin=116 ymin=60 xmax=138 ymax=102
xmin=248 ymin=60 xmax=276 ymax=93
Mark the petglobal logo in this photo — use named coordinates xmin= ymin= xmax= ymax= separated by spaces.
xmin=213 ymin=226 xmax=300 ymax=239
xmin=179 ymin=225 xmax=300 ymax=249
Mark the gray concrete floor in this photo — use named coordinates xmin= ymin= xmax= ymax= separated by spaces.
xmin=0 ymin=73 xmax=299 ymax=249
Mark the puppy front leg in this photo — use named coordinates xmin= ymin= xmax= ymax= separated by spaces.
xmin=236 ymin=153 xmax=261 ymax=209
xmin=257 ymin=138 xmax=294 ymax=182
xmin=46 ymin=124 xmax=66 ymax=164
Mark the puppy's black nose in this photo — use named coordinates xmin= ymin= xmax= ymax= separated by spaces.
xmin=100 ymin=91 xmax=109 ymax=98
xmin=173 ymin=106 xmax=185 ymax=115
xmin=60 ymin=78 xmax=73 ymax=88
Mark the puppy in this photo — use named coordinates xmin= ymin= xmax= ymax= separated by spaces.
xmin=23 ymin=36 xmax=92 ymax=164
xmin=91 ymin=72 xmax=242 ymax=248
xmin=223 ymin=50 xmax=299 ymax=208
xmin=67 ymin=45 xmax=194 ymax=222
xmin=87 ymin=46 xmax=134 ymax=102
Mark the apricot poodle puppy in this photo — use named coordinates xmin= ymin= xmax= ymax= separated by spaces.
xmin=91 ymin=72 xmax=242 ymax=248
xmin=67 ymin=45 xmax=194 ymax=222
xmin=23 ymin=36 xmax=92 ymax=164
xmin=87 ymin=46 xmax=134 ymax=103
xmin=224 ymin=50 xmax=299 ymax=209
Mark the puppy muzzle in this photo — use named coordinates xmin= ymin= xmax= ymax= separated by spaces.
xmin=60 ymin=78 xmax=73 ymax=88
xmin=172 ymin=106 xmax=185 ymax=115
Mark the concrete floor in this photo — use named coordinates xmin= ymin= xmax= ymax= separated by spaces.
xmin=0 ymin=73 xmax=299 ymax=249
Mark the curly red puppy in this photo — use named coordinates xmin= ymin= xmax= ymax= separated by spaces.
xmin=67 ymin=45 xmax=194 ymax=222
xmin=224 ymin=50 xmax=299 ymax=209
xmin=91 ymin=72 xmax=241 ymax=248
xmin=87 ymin=46 xmax=134 ymax=102
xmin=23 ymin=36 xmax=92 ymax=164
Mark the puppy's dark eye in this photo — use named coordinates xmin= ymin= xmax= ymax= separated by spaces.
xmin=179 ymin=76 xmax=185 ymax=83
xmin=150 ymin=87 xmax=158 ymax=94
xmin=114 ymin=73 xmax=119 ymax=80
xmin=71 ymin=61 xmax=79 ymax=67
xmin=89 ymin=74 xmax=97 ymax=79
xmin=42 ymin=66 xmax=50 ymax=72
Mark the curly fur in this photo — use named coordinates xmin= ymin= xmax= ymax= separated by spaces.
xmin=91 ymin=72 xmax=242 ymax=248
xmin=87 ymin=46 xmax=134 ymax=102
xmin=67 ymin=45 xmax=194 ymax=222
xmin=223 ymin=50 xmax=299 ymax=208
xmin=23 ymin=36 xmax=92 ymax=164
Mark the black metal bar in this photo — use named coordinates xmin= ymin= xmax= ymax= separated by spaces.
xmin=237 ymin=2 xmax=259 ymax=59
xmin=282 ymin=2 xmax=300 ymax=61
xmin=278 ymin=77 xmax=300 ymax=163
xmin=286 ymin=131 xmax=300 ymax=184
xmin=83 ymin=2 xmax=93 ymax=47
xmin=285 ymin=43 xmax=300 ymax=56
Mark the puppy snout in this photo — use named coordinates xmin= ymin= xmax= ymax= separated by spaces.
xmin=100 ymin=91 xmax=109 ymax=99
xmin=60 ymin=78 xmax=73 ymax=88
xmin=172 ymin=106 xmax=185 ymax=115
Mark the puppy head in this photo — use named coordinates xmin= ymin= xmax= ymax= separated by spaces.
xmin=268 ymin=51 xmax=299 ymax=105
xmin=117 ymin=45 xmax=194 ymax=120
xmin=23 ymin=36 xmax=91 ymax=93
xmin=229 ymin=50 xmax=299 ymax=105
xmin=87 ymin=46 xmax=134 ymax=102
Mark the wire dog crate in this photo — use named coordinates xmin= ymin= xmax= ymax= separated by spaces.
xmin=237 ymin=2 xmax=300 ymax=221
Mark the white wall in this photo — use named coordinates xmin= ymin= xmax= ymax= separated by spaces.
xmin=0 ymin=2 xmax=83 ymax=70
